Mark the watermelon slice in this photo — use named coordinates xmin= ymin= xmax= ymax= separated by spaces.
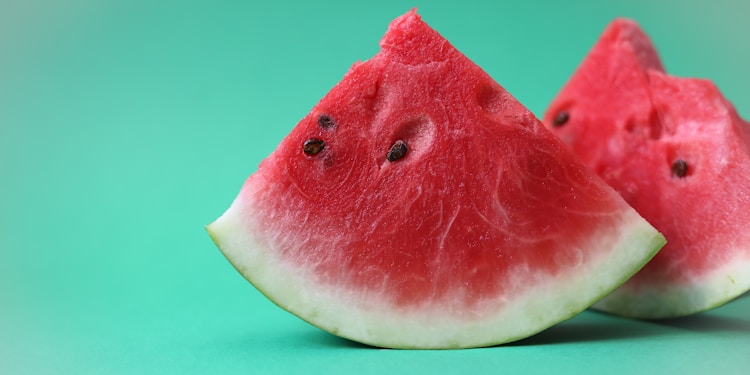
xmin=207 ymin=10 xmax=664 ymax=348
xmin=543 ymin=18 xmax=750 ymax=318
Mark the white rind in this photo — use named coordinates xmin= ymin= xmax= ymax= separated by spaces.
xmin=207 ymin=192 xmax=664 ymax=349
xmin=594 ymin=252 xmax=750 ymax=318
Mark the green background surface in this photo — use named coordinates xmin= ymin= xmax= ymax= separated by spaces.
xmin=2 ymin=0 xmax=750 ymax=374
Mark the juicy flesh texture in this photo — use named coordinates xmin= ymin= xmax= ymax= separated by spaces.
xmin=543 ymin=18 xmax=750 ymax=314
xmin=238 ymin=12 xmax=635 ymax=313
xmin=210 ymin=11 xmax=667 ymax=347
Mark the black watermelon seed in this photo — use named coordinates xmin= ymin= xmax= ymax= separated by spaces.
xmin=303 ymin=138 xmax=325 ymax=155
xmin=386 ymin=140 xmax=408 ymax=162
xmin=552 ymin=111 xmax=569 ymax=127
xmin=671 ymin=159 xmax=688 ymax=178
xmin=318 ymin=114 xmax=336 ymax=130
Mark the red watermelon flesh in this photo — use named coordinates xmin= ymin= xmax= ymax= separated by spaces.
xmin=207 ymin=10 xmax=664 ymax=348
xmin=543 ymin=18 xmax=750 ymax=318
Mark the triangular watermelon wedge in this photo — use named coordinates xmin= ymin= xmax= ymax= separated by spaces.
xmin=543 ymin=19 xmax=750 ymax=318
xmin=207 ymin=10 xmax=665 ymax=348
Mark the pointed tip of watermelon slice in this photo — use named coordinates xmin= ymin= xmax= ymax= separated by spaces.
xmin=599 ymin=18 xmax=665 ymax=73
xmin=379 ymin=8 xmax=455 ymax=65
xmin=542 ymin=18 xmax=667 ymax=155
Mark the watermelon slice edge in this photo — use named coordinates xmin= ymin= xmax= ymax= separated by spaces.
xmin=208 ymin=192 xmax=664 ymax=348
xmin=544 ymin=18 xmax=750 ymax=318
xmin=208 ymin=10 xmax=666 ymax=348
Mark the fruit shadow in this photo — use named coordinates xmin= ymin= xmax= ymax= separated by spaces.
xmin=651 ymin=313 xmax=750 ymax=333
xmin=514 ymin=305 xmax=750 ymax=346
xmin=647 ymin=291 xmax=750 ymax=333
xmin=301 ymin=329 xmax=377 ymax=349
xmin=508 ymin=313 xmax=661 ymax=346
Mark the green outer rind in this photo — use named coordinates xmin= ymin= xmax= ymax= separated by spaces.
xmin=207 ymin=192 xmax=665 ymax=349
xmin=593 ymin=253 xmax=750 ymax=319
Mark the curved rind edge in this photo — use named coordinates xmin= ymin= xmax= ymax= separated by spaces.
xmin=207 ymin=196 xmax=665 ymax=349
xmin=593 ymin=253 xmax=750 ymax=319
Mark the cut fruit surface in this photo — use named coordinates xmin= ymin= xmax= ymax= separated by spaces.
xmin=544 ymin=18 xmax=750 ymax=318
xmin=208 ymin=10 xmax=665 ymax=348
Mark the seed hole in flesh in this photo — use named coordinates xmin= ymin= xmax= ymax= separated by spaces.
xmin=671 ymin=159 xmax=688 ymax=178
xmin=303 ymin=138 xmax=325 ymax=155
xmin=552 ymin=111 xmax=569 ymax=127
xmin=318 ymin=114 xmax=336 ymax=130
xmin=386 ymin=140 xmax=408 ymax=162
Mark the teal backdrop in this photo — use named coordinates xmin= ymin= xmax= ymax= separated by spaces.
xmin=2 ymin=0 xmax=749 ymax=373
